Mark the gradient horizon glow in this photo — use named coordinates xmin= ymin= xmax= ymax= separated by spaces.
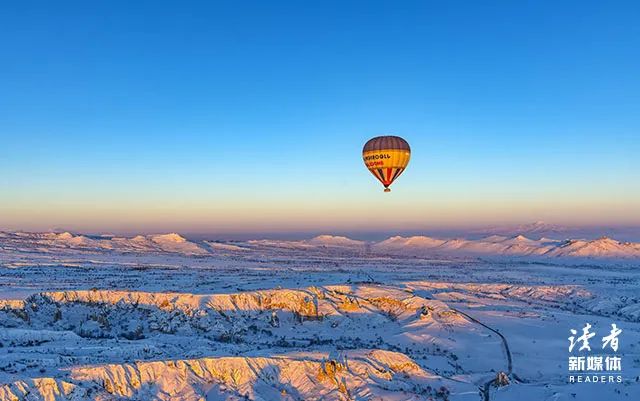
xmin=2 ymin=1 xmax=639 ymax=234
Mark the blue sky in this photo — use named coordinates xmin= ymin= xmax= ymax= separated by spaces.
xmin=1 ymin=1 xmax=639 ymax=234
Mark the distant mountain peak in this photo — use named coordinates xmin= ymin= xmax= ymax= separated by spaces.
xmin=55 ymin=232 xmax=75 ymax=240
xmin=307 ymin=235 xmax=364 ymax=247
xmin=151 ymin=233 xmax=187 ymax=243
xmin=472 ymin=221 xmax=568 ymax=238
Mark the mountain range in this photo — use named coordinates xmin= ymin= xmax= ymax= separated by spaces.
xmin=2 ymin=230 xmax=639 ymax=261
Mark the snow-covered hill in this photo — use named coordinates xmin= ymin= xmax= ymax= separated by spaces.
xmin=1 ymin=231 xmax=639 ymax=261
xmin=472 ymin=221 xmax=640 ymax=242
xmin=0 ymin=231 xmax=208 ymax=255
xmin=373 ymin=234 xmax=640 ymax=260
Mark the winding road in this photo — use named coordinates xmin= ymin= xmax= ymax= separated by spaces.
xmin=451 ymin=307 xmax=513 ymax=401
xmin=412 ymin=289 xmax=515 ymax=401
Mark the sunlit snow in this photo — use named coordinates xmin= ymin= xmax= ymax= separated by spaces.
xmin=0 ymin=231 xmax=638 ymax=400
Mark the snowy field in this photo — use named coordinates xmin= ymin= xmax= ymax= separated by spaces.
xmin=0 ymin=231 xmax=639 ymax=401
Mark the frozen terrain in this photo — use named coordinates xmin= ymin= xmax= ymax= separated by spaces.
xmin=0 ymin=231 xmax=639 ymax=400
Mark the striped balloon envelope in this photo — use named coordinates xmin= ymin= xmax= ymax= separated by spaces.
xmin=362 ymin=135 xmax=411 ymax=192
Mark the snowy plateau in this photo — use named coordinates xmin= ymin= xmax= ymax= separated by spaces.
xmin=0 ymin=231 xmax=639 ymax=401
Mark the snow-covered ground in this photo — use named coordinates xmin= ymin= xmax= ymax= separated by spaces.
xmin=0 ymin=231 xmax=639 ymax=400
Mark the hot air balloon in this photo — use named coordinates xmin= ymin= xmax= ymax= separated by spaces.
xmin=362 ymin=135 xmax=411 ymax=192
